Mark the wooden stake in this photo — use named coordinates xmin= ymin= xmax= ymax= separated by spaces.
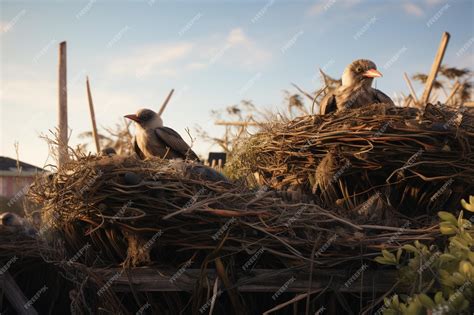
xmin=215 ymin=121 xmax=260 ymax=127
xmin=157 ymin=89 xmax=174 ymax=117
xmin=58 ymin=41 xmax=68 ymax=168
xmin=0 ymin=272 xmax=38 ymax=315
xmin=403 ymin=72 xmax=420 ymax=107
xmin=421 ymin=32 xmax=450 ymax=105
xmin=86 ymin=76 xmax=101 ymax=153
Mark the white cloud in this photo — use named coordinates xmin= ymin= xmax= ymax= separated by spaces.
xmin=208 ymin=27 xmax=271 ymax=67
xmin=106 ymin=28 xmax=272 ymax=77
xmin=108 ymin=42 xmax=193 ymax=77
xmin=308 ymin=0 xmax=361 ymax=16
xmin=403 ymin=3 xmax=424 ymax=17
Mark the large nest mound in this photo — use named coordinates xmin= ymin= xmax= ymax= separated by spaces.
xmin=27 ymin=156 xmax=440 ymax=271
xmin=227 ymin=104 xmax=474 ymax=217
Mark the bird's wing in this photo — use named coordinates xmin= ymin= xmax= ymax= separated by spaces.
xmin=319 ymin=92 xmax=337 ymax=115
xmin=374 ymin=89 xmax=395 ymax=106
xmin=155 ymin=127 xmax=200 ymax=161
xmin=133 ymin=137 xmax=146 ymax=160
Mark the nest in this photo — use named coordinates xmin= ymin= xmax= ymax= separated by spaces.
xmin=227 ymin=103 xmax=474 ymax=217
xmin=28 ymin=155 xmax=440 ymax=269
xmin=4 ymin=103 xmax=469 ymax=313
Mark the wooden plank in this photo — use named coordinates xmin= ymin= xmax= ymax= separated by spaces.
xmin=157 ymin=89 xmax=174 ymax=117
xmin=86 ymin=76 xmax=101 ymax=154
xmin=93 ymin=268 xmax=398 ymax=293
xmin=215 ymin=121 xmax=260 ymax=126
xmin=58 ymin=41 xmax=68 ymax=168
xmin=421 ymin=32 xmax=450 ymax=104
xmin=0 ymin=272 xmax=38 ymax=315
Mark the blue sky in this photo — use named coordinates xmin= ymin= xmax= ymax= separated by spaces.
xmin=1 ymin=0 xmax=473 ymax=168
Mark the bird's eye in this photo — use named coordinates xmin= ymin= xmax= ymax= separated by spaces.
xmin=356 ymin=67 xmax=362 ymax=73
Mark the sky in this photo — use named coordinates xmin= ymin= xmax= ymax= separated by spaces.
xmin=1 ymin=0 xmax=473 ymax=168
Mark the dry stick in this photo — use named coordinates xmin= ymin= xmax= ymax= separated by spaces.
xmin=86 ymin=77 xmax=101 ymax=153
xmin=291 ymin=83 xmax=314 ymax=101
xmin=421 ymin=32 xmax=450 ymax=105
xmin=445 ymin=81 xmax=460 ymax=105
xmin=403 ymin=72 xmax=419 ymax=108
xmin=58 ymin=41 xmax=68 ymax=168
xmin=263 ymin=290 xmax=321 ymax=315
xmin=157 ymin=89 xmax=174 ymax=117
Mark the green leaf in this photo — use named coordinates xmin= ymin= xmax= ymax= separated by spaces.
xmin=402 ymin=244 xmax=418 ymax=253
xmin=396 ymin=248 xmax=402 ymax=263
xmin=417 ymin=294 xmax=435 ymax=309
xmin=434 ymin=291 xmax=444 ymax=304
xmin=375 ymin=256 xmax=396 ymax=265
xmin=438 ymin=211 xmax=458 ymax=225
xmin=382 ymin=249 xmax=396 ymax=263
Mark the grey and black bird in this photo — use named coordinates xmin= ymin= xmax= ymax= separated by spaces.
xmin=319 ymin=59 xmax=394 ymax=115
xmin=124 ymin=108 xmax=200 ymax=161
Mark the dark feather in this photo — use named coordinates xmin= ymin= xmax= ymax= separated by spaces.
xmin=133 ymin=138 xmax=145 ymax=160
xmin=155 ymin=127 xmax=200 ymax=161
xmin=319 ymin=93 xmax=337 ymax=115
xmin=374 ymin=89 xmax=395 ymax=106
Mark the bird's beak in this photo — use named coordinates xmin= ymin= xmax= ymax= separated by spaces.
xmin=124 ymin=114 xmax=140 ymax=122
xmin=363 ymin=69 xmax=382 ymax=78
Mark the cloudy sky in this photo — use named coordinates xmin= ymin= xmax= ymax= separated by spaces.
xmin=1 ymin=0 xmax=473 ymax=168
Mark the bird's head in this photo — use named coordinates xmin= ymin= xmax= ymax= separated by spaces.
xmin=342 ymin=59 xmax=382 ymax=87
xmin=124 ymin=108 xmax=163 ymax=129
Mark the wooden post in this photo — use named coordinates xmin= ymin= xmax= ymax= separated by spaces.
xmin=157 ymin=89 xmax=174 ymax=117
xmin=0 ymin=272 xmax=38 ymax=315
xmin=214 ymin=121 xmax=260 ymax=126
xmin=403 ymin=72 xmax=419 ymax=107
xmin=86 ymin=76 xmax=101 ymax=153
xmin=421 ymin=32 xmax=450 ymax=105
xmin=58 ymin=41 xmax=68 ymax=167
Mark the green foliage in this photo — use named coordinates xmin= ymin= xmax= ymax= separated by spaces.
xmin=375 ymin=197 xmax=474 ymax=314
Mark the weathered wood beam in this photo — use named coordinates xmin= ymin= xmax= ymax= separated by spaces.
xmin=58 ymin=41 xmax=68 ymax=168
xmin=86 ymin=76 xmax=101 ymax=154
xmin=421 ymin=32 xmax=450 ymax=105
xmin=214 ymin=121 xmax=260 ymax=126
xmin=0 ymin=272 xmax=38 ymax=315
xmin=93 ymin=268 xmax=398 ymax=293
xmin=157 ymin=89 xmax=174 ymax=117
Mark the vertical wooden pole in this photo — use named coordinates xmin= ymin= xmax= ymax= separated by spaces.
xmin=157 ymin=89 xmax=174 ymax=117
xmin=421 ymin=32 xmax=450 ymax=105
xmin=58 ymin=41 xmax=68 ymax=167
xmin=86 ymin=76 xmax=101 ymax=153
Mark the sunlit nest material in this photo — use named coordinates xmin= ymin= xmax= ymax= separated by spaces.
xmin=228 ymin=103 xmax=474 ymax=218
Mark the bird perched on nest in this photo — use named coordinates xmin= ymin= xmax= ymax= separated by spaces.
xmin=125 ymin=108 xmax=200 ymax=161
xmin=319 ymin=59 xmax=394 ymax=115
xmin=125 ymin=108 xmax=228 ymax=183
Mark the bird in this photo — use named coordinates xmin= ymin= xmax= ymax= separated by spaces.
xmin=124 ymin=108 xmax=200 ymax=161
xmin=319 ymin=59 xmax=394 ymax=115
